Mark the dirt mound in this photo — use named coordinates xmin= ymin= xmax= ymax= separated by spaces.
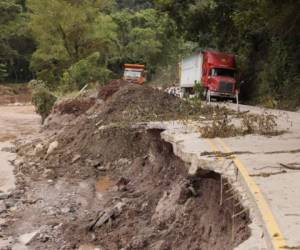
xmin=97 ymin=79 xmax=129 ymax=100
xmin=9 ymin=128 xmax=250 ymax=250
xmin=48 ymin=80 xmax=213 ymax=127
xmin=52 ymin=96 xmax=96 ymax=116
xmin=94 ymin=83 xmax=211 ymax=126
xmin=1 ymin=82 xmax=261 ymax=249
xmin=0 ymin=84 xmax=32 ymax=105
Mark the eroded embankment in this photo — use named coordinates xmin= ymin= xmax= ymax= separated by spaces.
xmin=0 ymin=82 xmax=256 ymax=249
xmin=2 ymin=127 xmax=250 ymax=250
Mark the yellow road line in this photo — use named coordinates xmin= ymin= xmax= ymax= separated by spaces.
xmin=206 ymin=138 xmax=287 ymax=250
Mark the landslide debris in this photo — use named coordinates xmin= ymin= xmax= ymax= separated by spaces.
xmin=1 ymin=81 xmax=253 ymax=249
xmin=7 ymin=128 xmax=250 ymax=250
xmin=199 ymin=110 xmax=282 ymax=138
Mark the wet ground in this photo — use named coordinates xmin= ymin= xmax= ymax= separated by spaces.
xmin=0 ymin=105 xmax=40 ymax=249
xmin=0 ymin=105 xmax=40 ymax=193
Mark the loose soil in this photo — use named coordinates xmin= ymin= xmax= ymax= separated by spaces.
xmin=4 ymin=128 xmax=250 ymax=250
xmin=0 ymin=82 xmax=254 ymax=249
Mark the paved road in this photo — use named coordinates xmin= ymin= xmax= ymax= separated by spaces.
xmin=158 ymin=103 xmax=300 ymax=250
xmin=0 ymin=105 xmax=40 ymax=193
xmin=218 ymin=103 xmax=300 ymax=249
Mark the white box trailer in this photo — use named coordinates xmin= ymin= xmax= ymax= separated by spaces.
xmin=179 ymin=52 xmax=203 ymax=89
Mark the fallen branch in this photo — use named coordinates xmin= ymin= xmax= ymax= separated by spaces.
xmin=280 ymin=163 xmax=300 ymax=170
xmin=250 ymin=170 xmax=287 ymax=177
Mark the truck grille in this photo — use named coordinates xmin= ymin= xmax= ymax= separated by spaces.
xmin=219 ymin=81 xmax=234 ymax=93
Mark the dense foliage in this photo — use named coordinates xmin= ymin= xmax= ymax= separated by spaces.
xmin=0 ymin=0 xmax=299 ymax=108
xmin=30 ymin=80 xmax=57 ymax=123
xmin=0 ymin=0 xmax=35 ymax=81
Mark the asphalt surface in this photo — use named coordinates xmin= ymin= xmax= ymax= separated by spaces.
xmin=159 ymin=103 xmax=300 ymax=250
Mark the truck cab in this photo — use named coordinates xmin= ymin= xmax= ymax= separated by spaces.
xmin=123 ymin=64 xmax=146 ymax=85
xmin=202 ymin=51 xmax=237 ymax=101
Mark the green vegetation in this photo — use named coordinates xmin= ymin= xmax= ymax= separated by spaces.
xmin=30 ymin=80 xmax=57 ymax=123
xmin=0 ymin=63 xmax=8 ymax=81
xmin=0 ymin=0 xmax=299 ymax=109
xmin=0 ymin=0 xmax=35 ymax=81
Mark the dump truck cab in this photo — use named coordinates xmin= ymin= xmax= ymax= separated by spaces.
xmin=123 ymin=64 xmax=146 ymax=85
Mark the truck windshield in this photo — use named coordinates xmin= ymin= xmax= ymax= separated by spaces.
xmin=211 ymin=68 xmax=235 ymax=78
xmin=124 ymin=70 xmax=142 ymax=78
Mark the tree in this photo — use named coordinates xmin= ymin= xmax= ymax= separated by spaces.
xmin=116 ymin=0 xmax=154 ymax=10
xmin=0 ymin=0 xmax=34 ymax=82
xmin=28 ymin=0 xmax=117 ymax=88
xmin=0 ymin=63 xmax=8 ymax=81
xmin=111 ymin=8 xmax=184 ymax=76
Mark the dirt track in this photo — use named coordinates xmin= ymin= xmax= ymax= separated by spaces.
xmin=0 ymin=105 xmax=40 ymax=249
xmin=0 ymin=106 xmax=40 ymax=193
xmin=0 ymin=105 xmax=40 ymax=142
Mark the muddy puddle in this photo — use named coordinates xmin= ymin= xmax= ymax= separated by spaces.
xmin=95 ymin=176 xmax=115 ymax=193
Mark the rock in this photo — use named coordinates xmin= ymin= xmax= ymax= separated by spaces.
xmin=39 ymin=234 xmax=50 ymax=243
xmin=0 ymin=218 xmax=7 ymax=226
xmin=28 ymin=162 xmax=36 ymax=167
xmin=116 ymin=158 xmax=131 ymax=166
xmin=85 ymin=159 xmax=102 ymax=168
xmin=47 ymin=141 xmax=59 ymax=155
xmin=0 ymin=192 xmax=10 ymax=200
xmin=78 ymin=245 xmax=103 ymax=250
xmin=42 ymin=169 xmax=55 ymax=178
xmin=0 ymin=200 xmax=7 ymax=213
xmin=14 ymin=158 xmax=24 ymax=167
xmin=89 ymin=202 xmax=125 ymax=230
xmin=19 ymin=230 xmax=39 ymax=245
xmin=46 ymin=179 xmax=54 ymax=185
xmin=61 ymin=207 xmax=71 ymax=214
xmin=4 ymin=199 xmax=15 ymax=208
xmin=47 ymin=206 xmax=57 ymax=216
xmin=33 ymin=143 xmax=44 ymax=155
xmin=71 ymin=154 xmax=81 ymax=163
xmin=97 ymin=166 xmax=107 ymax=171
xmin=127 ymin=236 xmax=148 ymax=249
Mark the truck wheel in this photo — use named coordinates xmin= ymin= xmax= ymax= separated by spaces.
xmin=202 ymin=88 xmax=207 ymax=101
xmin=180 ymin=88 xmax=185 ymax=98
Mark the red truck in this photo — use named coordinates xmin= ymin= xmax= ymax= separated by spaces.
xmin=123 ymin=64 xmax=146 ymax=85
xmin=179 ymin=51 xmax=239 ymax=102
